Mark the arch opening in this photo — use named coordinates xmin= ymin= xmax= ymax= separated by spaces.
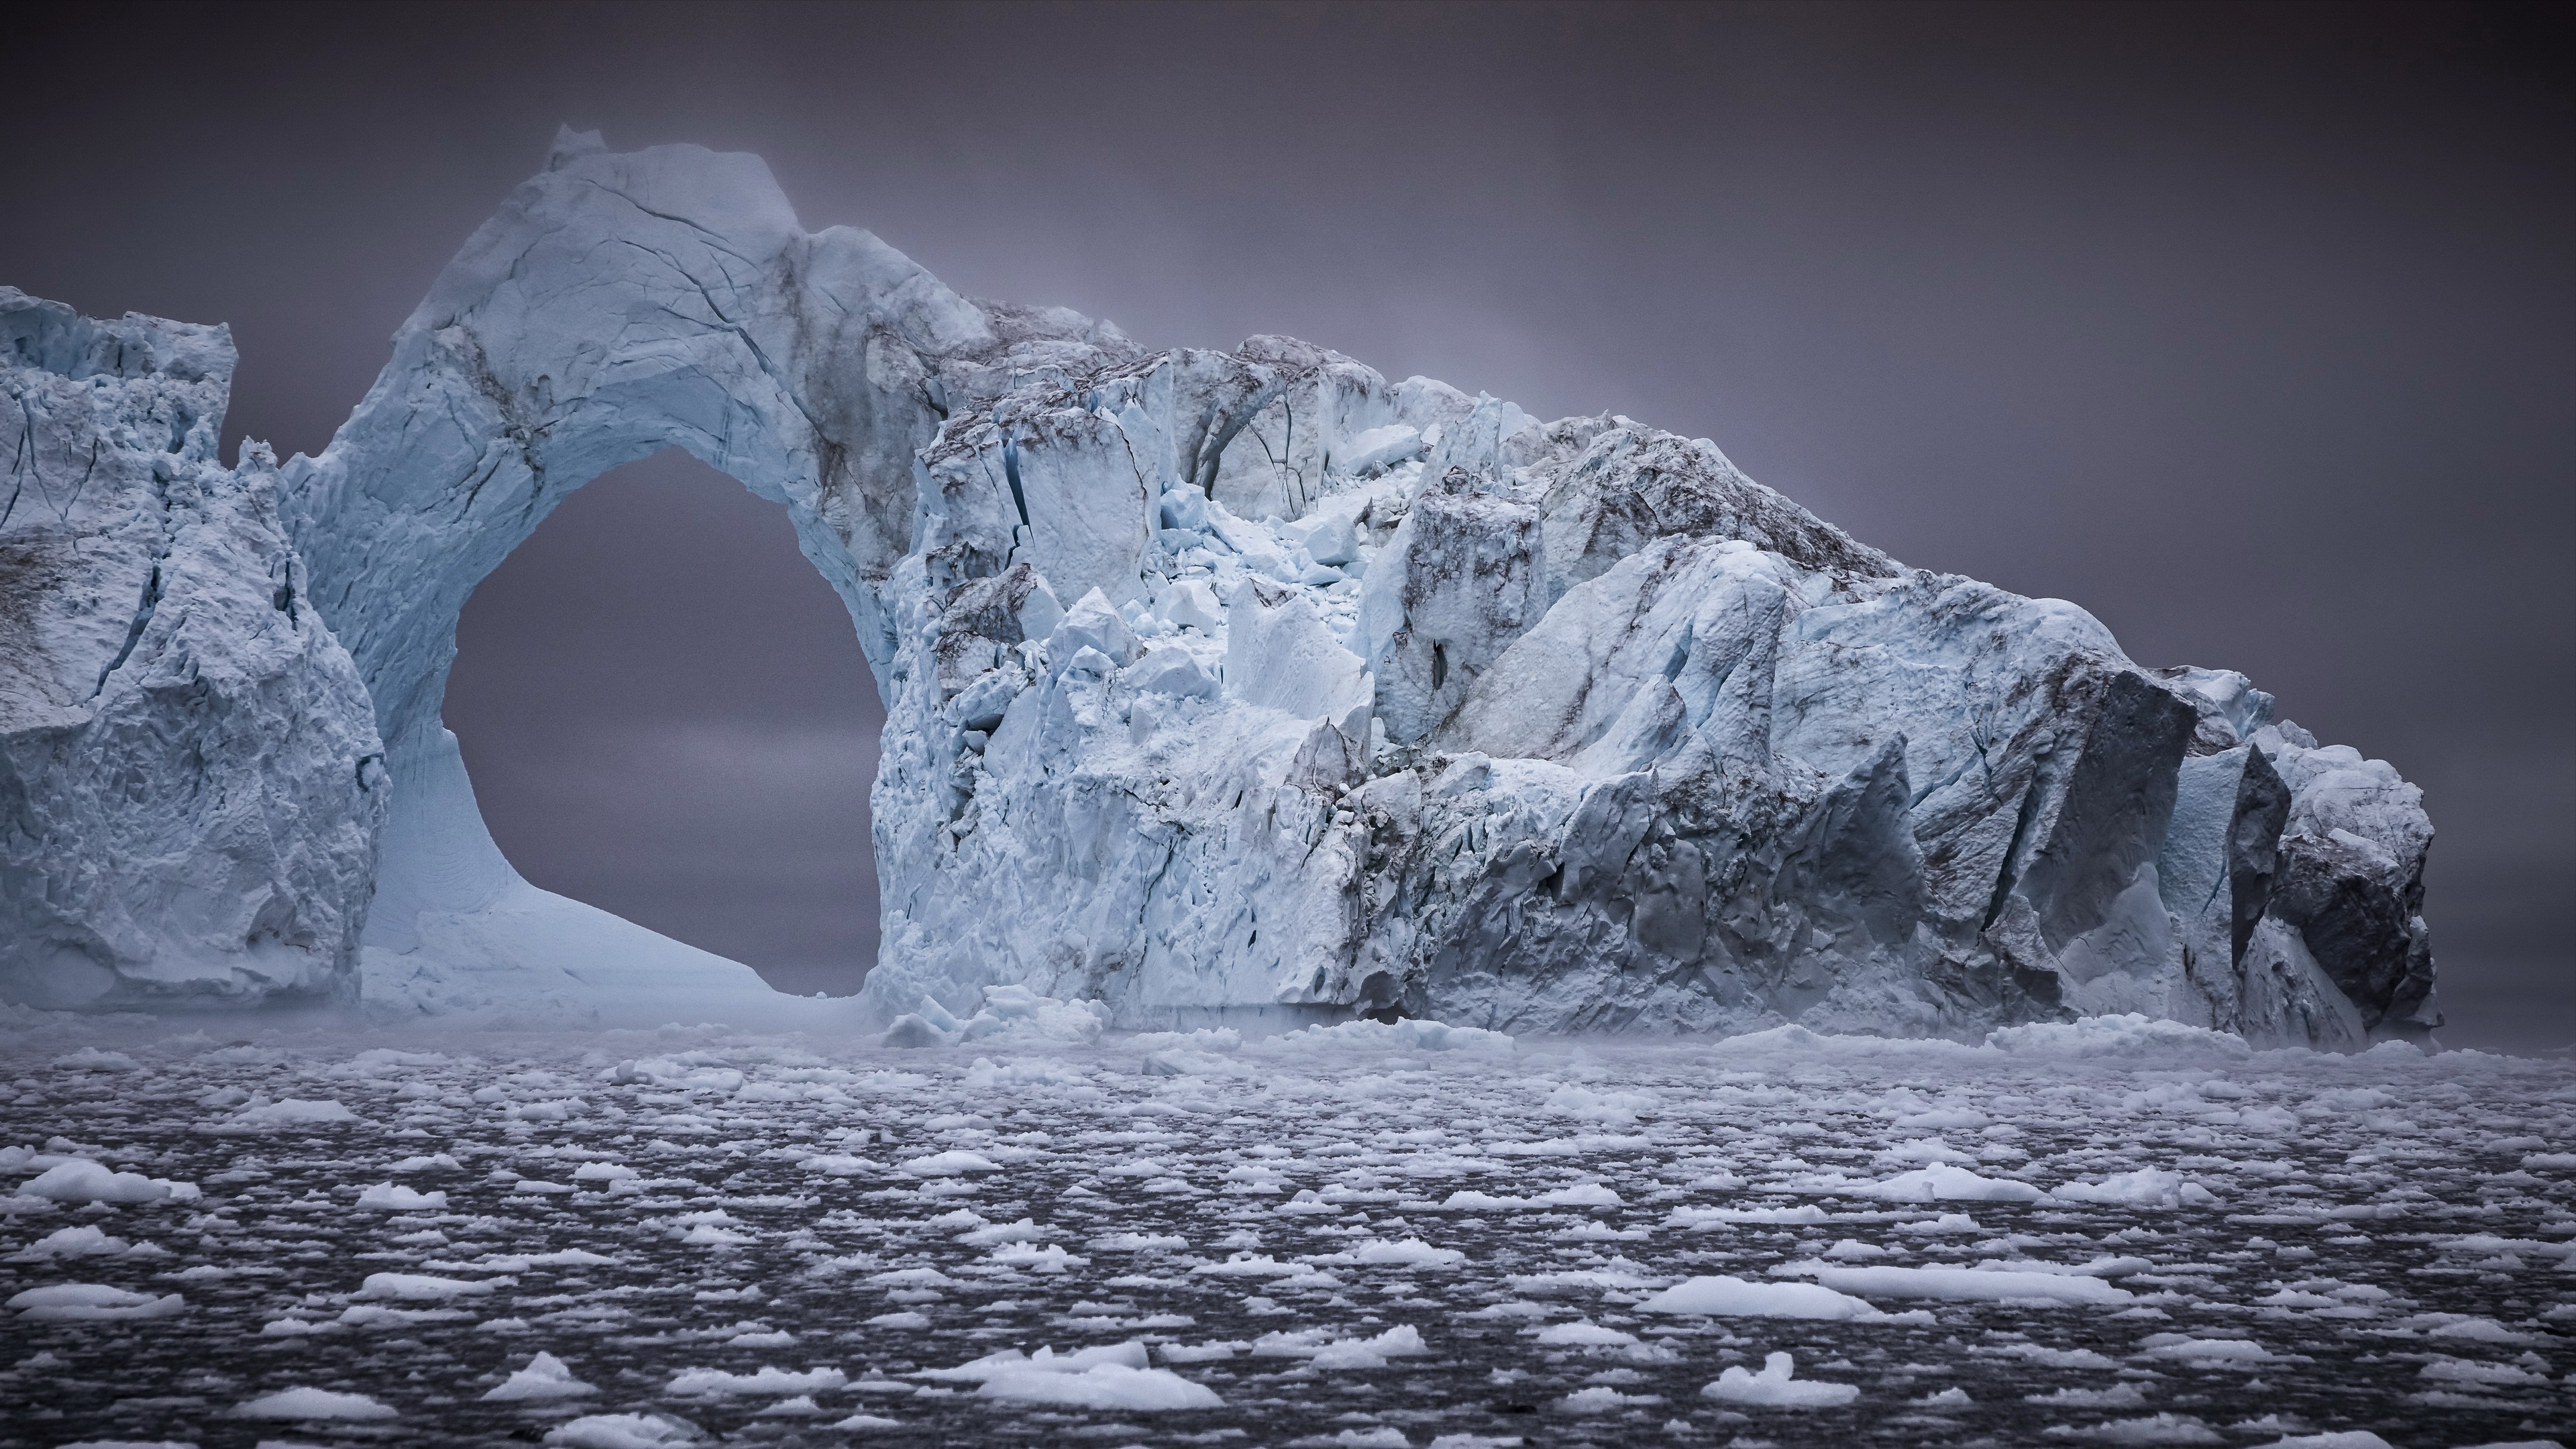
xmin=441 ymin=448 xmax=883 ymax=998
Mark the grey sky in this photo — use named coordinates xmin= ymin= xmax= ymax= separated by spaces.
xmin=9 ymin=1 xmax=2569 ymax=1044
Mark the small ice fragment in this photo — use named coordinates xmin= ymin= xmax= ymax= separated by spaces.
xmin=230 ymin=1099 xmax=360 ymax=1127
xmin=1534 ymin=1321 xmax=1639 ymax=1346
xmin=2052 ymin=1169 xmax=2219 ymax=1209
xmin=543 ymin=1414 xmax=703 ymax=1448
xmin=898 ymin=1150 xmax=1001 ymax=1177
xmin=1701 ymin=1352 xmax=1858 ymax=1408
xmin=354 ymin=1183 xmax=447 ymax=1210
xmin=482 ymin=1352 xmax=598 ymax=1401
xmin=1638 ymin=1275 xmax=1876 ymax=1320
xmin=231 ymin=1387 xmax=399 ymax=1421
xmin=8 ymin=1225 xmax=130 ymax=1260
xmin=9 ymin=1284 xmax=187 ymax=1321
xmin=917 ymin=1340 xmax=1222 ymax=1408
xmin=2037 ymin=1413 xmax=2223 ymax=1444
xmin=21 ymin=1159 xmax=196 ymax=1204
xmin=354 ymin=1273 xmax=501 ymax=1300
xmin=664 ymin=1366 xmax=846 ymax=1397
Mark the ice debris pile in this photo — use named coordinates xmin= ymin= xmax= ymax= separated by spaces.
xmin=0 ymin=131 xmax=2441 ymax=1044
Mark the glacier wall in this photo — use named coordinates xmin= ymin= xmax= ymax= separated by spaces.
xmin=0 ymin=290 xmax=382 ymax=1008
xmin=0 ymin=131 xmax=2442 ymax=1044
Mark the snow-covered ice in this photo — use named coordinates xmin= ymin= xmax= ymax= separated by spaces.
xmin=2 ymin=1014 xmax=2567 ymax=1446
xmin=2 ymin=133 xmax=2444 ymax=1051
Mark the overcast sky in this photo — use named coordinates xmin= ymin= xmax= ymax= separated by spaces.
xmin=11 ymin=1 xmax=2568 ymax=1044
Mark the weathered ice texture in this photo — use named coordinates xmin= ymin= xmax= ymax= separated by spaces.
xmin=0 ymin=135 xmax=2443 ymax=1044
xmin=0 ymin=289 xmax=382 ymax=1008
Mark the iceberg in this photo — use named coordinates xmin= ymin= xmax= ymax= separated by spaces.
xmin=0 ymin=129 xmax=2441 ymax=1046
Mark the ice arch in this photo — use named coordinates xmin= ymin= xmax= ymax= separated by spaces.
xmin=280 ymin=130 xmax=1103 ymax=1020
xmin=227 ymin=129 xmax=2439 ymax=1044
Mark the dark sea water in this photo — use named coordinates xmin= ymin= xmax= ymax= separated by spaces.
xmin=3 ymin=1016 xmax=2569 ymax=1449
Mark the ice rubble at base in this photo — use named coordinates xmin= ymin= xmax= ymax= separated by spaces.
xmin=1 ymin=132 xmax=2443 ymax=1049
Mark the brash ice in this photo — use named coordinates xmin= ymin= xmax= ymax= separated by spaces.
xmin=0 ymin=130 xmax=2440 ymax=1044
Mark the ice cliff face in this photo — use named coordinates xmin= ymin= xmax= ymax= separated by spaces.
xmin=0 ymin=290 xmax=382 ymax=1007
xmin=0 ymin=132 xmax=2443 ymax=1044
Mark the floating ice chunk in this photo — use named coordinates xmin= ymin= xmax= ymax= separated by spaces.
xmin=232 ymin=1387 xmax=398 ymax=1420
xmin=1777 ymin=1261 xmax=2133 ymax=1305
xmin=1639 ymin=1275 xmax=1877 ymax=1320
xmin=1558 ymin=1385 xmax=1663 ymax=1412
xmin=354 ymin=1182 xmax=448 ymax=1210
xmin=2027 ymin=1384 xmax=2152 ymax=1407
xmin=1313 ymin=1325 xmax=1430 ymax=1368
xmin=1253 ymin=1019 xmax=1515 ymax=1055
xmin=2133 ymin=1334 xmax=2276 ymax=1363
xmin=1665 ymin=1203 xmax=1831 ymax=1228
xmin=1251 ymin=1324 xmax=1430 ymax=1368
xmin=474 ymin=1249 xmax=619 ymax=1271
xmin=2052 ymin=1169 xmax=2218 ymax=1209
xmin=483 ymin=1352 xmax=598 ymax=1401
xmin=987 ymin=1242 xmax=1088 ymax=1273
xmin=572 ymin=1161 xmax=637 ymax=1181
xmin=2250 ymin=1435 xmax=2401 ymax=1449
xmin=1543 ymin=1085 xmax=1660 ymax=1124
xmin=1091 ymin=1232 xmax=1189 ymax=1251
xmin=354 ymin=1272 xmax=502 ymax=1300
xmin=830 ymin=1413 xmax=904 ymax=1431
xmin=2422 ymin=1316 xmax=2528 ymax=1343
xmin=8 ymin=1283 xmax=186 ymax=1320
xmin=221 ymin=1097 xmax=361 ymax=1130
xmin=388 ymin=1152 xmax=463 ymax=1172
xmin=1984 ymin=1015 xmax=2252 ymax=1061
xmin=1352 ymin=1238 xmax=1465 ymax=1267
xmin=923 ymin=1342 xmax=1146 ymax=1380
xmin=955 ymin=985 xmax=1110 ymax=1045
xmin=666 ymin=1365 xmax=846 ymax=1397
xmin=1802 ymin=1163 xmax=2043 ymax=1203
xmin=1195 ymin=1253 xmax=1311 ymax=1279
xmin=21 ymin=1159 xmax=199 ymax=1204
xmin=1296 ymin=1430 xmax=1411 ymax=1448
xmin=922 ymin=1341 xmax=1223 ymax=1409
xmin=1971 ymin=1256 xmax=2153 ymax=1279
xmin=796 ymin=1153 xmax=880 ymax=1178
xmin=543 ymin=1414 xmax=703 ymax=1448
xmin=978 ymin=1362 xmax=1222 ymax=1409
xmin=1701 ymin=1352 xmax=1858 ymax=1408
xmin=1534 ymin=1320 xmax=1639 ymax=1346
xmin=2038 ymin=1414 xmax=2222 ymax=1444
xmin=1142 ymin=1046 xmax=1246 ymax=1077
xmin=8 ymin=1225 xmax=130 ymax=1260
xmin=899 ymin=1150 xmax=1002 ymax=1177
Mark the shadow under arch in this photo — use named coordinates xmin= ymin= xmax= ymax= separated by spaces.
xmin=443 ymin=447 xmax=883 ymax=998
